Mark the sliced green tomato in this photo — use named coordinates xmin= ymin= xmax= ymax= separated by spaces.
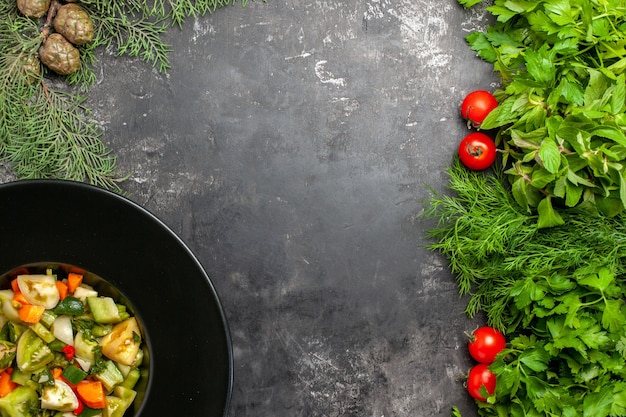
xmin=0 ymin=386 xmax=39 ymax=417
xmin=16 ymin=329 xmax=55 ymax=372
xmin=41 ymin=379 xmax=79 ymax=412
xmin=17 ymin=274 xmax=60 ymax=309
xmin=99 ymin=317 xmax=141 ymax=366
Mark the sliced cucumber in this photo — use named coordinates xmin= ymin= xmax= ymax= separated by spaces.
xmin=86 ymin=297 xmax=121 ymax=324
xmin=104 ymin=386 xmax=136 ymax=417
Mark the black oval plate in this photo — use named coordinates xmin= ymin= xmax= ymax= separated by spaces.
xmin=0 ymin=180 xmax=233 ymax=416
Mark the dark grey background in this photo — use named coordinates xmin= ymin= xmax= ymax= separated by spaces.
xmin=62 ymin=1 xmax=498 ymax=415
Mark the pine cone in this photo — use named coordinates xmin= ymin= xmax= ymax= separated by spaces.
xmin=21 ymin=54 xmax=42 ymax=83
xmin=53 ymin=4 xmax=94 ymax=46
xmin=16 ymin=0 xmax=50 ymax=18
xmin=39 ymin=33 xmax=81 ymax=75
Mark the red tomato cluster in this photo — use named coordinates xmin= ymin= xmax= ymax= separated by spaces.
xmin=458 ymin=90 xmax=498 ymax=171
xmin=466 ymin=326 xmax=506 ymax=402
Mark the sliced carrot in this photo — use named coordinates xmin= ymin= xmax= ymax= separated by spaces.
xmin=18 ymin=304 xmax=45 ymax=324
xmin=0 ymin=369 xmax=16 ymax=397
xmin=10 ymin=279 xmax=19 ymax=294
xmin=51 ymin=367 xmax=63 ymax=380
xmin=12 ymin=291 xmax=29 ymax=308
xmin=55 ymin=280 xmax=69 ymax=300
xmin=67 ymin=273 xmax=83 ymax=293
xmin=76 ymin=380 xmax=106 ymax=409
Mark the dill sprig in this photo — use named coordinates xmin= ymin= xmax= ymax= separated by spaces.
xmin=0 ymin=0 xmax=254 ymax=191
xmin=424 ymin=159 xmax=626 ymax=332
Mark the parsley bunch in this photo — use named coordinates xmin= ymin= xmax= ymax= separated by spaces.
xmin=459 ymin=0 xmax=626 ymax=227
xmin=486 ymin=263 xmax=626 ymax=416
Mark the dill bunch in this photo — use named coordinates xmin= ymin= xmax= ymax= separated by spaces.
xmin=424 ymin=159 xmax=626 ymax=332
xmin=0 ymin=0 xmax=254 ymax=192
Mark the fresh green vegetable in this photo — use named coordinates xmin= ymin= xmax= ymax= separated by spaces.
xmin=425 ymin=160 xmax=626 ymax=415
xmin=62 ymin=364 xmax=87 ymax=385
xmin=474 ymin=267 xmax=626 ymax=416
xmin=120 ymin=367 xmax=141 ymax=390
xmin=53 ymin=296 xmax=84 ymax=316
xmin=93 ymin=360 xmax=124 ymax=392
xmin=459 ymin=0 xmax=626 ymax=227
xmin=86 ymin=296 xmax=121 ymax=324
xmin=29 ymin=322 xmax=55 ymax=344
xmin=105 ymin=385 xmax=137 ymax=417
xmin=0 ymin=386 xmax=39 ymax=417
xmin=425 ymin=159 xmax=626 ymax=332
xmin=16 ymin=329 xmax=54 ymax=372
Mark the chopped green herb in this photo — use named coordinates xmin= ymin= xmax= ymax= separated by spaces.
xmin=460 ymin=0 xmax=626 ymax=226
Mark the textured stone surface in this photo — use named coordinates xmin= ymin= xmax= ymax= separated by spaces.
xmin=70 ymin=1 xmax=498 ymax=415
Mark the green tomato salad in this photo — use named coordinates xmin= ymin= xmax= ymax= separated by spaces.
xmin=0 ymin=267 xmax=146 ymax=417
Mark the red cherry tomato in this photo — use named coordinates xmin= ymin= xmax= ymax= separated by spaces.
xmin=460 ymin=90 xmax=498 ymax=128
xmin=467 ymin=363 xmax=496 ymax=401
xmin=458 ymin=132 xmax=497 ymax=171
xmin=468 ymin=326 xmax=506 ymax=364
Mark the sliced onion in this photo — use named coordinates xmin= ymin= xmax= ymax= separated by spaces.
xmin=51 ymin=315 xmax=74 ymax=346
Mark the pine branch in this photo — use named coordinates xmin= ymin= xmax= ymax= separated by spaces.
xmin=91 ymin=12 xmax=172 ymax=73
xmin=0 ymin=0 xmax=258 ymax=192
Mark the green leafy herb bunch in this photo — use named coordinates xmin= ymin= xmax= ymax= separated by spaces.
xmin=459 ymin=0 xmax=626 ymax=227
xmin=427 ymin=160 xmax=626 ymax=416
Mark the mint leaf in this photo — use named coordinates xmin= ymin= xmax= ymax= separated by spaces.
xmin=538 ymin=137 xmax=561 ymax=174
xmin=537 ymin=196 xmax=565 ymax=228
